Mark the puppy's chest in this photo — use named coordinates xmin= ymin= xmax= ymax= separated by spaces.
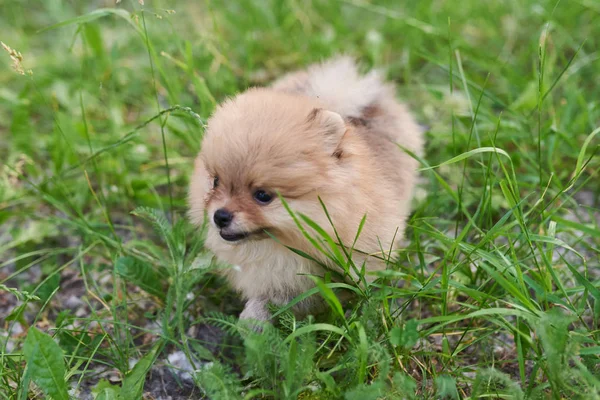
xmin=225 ymin=244 xmax=323 ymax=301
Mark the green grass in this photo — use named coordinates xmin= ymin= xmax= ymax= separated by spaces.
xmin=1 ymin=0 xmax=599 ymax=398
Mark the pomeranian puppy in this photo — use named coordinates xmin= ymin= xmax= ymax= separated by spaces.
xmin=188 ymin=57 xmax=423 ymax=321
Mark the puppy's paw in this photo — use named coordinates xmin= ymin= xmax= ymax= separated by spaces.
xmin=239 ymin=298 xmax=271 ymax=320
xmin=238 ymin=298 xmax=271 ymax=332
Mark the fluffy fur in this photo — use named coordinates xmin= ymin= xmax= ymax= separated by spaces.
xmin=188 ymin=57 xmax=423 ymax=320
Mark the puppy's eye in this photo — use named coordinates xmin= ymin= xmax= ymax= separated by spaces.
xmin=253 ymin=190 xmax=273 ymax=205
xmin=213 ymin=176 xmax=219 ymax=188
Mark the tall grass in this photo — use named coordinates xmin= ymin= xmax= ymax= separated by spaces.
xmin=0 ymin=0 xmax=598 ymax=398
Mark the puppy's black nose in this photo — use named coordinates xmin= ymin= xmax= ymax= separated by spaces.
xmin=214 ymin=208 xmax=233 ymax=228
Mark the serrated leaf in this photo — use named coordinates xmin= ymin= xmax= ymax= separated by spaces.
xmin=115 ymin=256 xmax=167 ymax=300
xmin=23 ymin=328 xmax=69 ymax=400
xmin=37 ymin=273 xmax=60 ymax=303
xmin=5 ymin=303 xmax=27 ymax=324
xmin=536 ymin=309 xmax=575 ymax=384
xmin=344 ymin=380 xmax=386 ymax=400
xmin=131 ymin=207 xmax=182 ymax=263
xmin=92 ymin=379 xmax=120 ymax=399
xmin=194 ymin=361 xmax=242 ymax=400
xmin=471 ymin=368 xmax=524 ymax=399
xmin=119 ymin=342 xmax=162 ymax=399
xmin=389 ymin=320 xmax=419 ymax=349
xmin=391 ymin=372 xmax=417 ymax=399
xmin=96 ymin=387 xmax=119 ymax=400
xmin=435 ymin=375 xmax=459 ymax=399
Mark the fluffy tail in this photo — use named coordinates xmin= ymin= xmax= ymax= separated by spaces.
xmin=271 ymin=56 xmax=393 ymax=119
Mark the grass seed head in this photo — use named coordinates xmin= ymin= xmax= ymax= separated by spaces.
xmin=1 ymin=41 xmax=30 ymax=75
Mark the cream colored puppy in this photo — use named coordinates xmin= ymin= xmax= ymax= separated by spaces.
xmin=188 ymin=57 xmax=423 ymax=321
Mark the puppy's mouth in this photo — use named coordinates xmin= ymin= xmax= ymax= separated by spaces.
xmin=219 ymin=229 xmax=268 ymax=243
xmin=219 ymin=230 xmax=250 ymax=242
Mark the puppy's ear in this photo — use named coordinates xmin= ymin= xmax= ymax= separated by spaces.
xmin=307 ymin=108 xmax=347 ymax=157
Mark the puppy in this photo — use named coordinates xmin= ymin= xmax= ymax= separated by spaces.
xmin=188 ymin=57 xmax=423 ymax=321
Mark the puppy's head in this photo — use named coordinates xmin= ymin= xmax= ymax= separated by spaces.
xmin=188 ymin=89 xmax=350 ymax=247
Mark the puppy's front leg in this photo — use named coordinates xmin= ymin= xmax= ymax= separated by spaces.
xmin=239 ymin=297 xmax=271 ymax=322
